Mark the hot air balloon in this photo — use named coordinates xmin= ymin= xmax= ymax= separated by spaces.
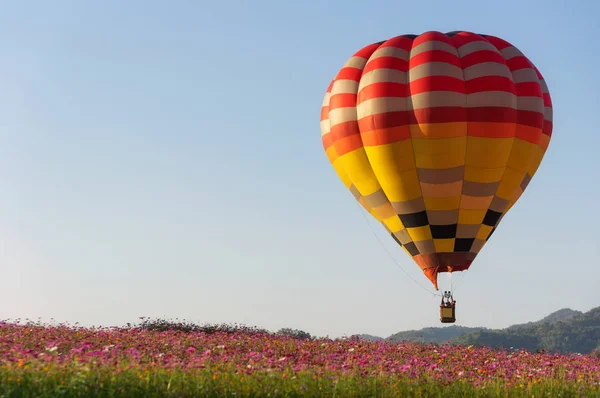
xmin=320 ymin=31 xmax=553 ymax=322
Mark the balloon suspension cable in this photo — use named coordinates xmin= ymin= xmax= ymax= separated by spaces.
xmin=354 ymin=201 xmax=442 ymax=297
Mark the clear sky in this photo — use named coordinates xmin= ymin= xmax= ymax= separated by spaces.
xmin=1 ymin=0 xmax=598 ymax=339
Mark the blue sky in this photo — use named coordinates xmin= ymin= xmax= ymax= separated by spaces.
xmin=0 ymin=0 xmax=598 ymax=338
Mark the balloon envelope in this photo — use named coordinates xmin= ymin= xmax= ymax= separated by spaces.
xmin=320 ymin=31 xmax=553 ymax=290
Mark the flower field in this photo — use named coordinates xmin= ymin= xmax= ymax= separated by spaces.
xmin=1 ymin=319 xmax=598 ymax=397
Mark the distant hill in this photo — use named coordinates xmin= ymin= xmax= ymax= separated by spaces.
xmin=451 ymin=307 xmax=600 ymax=354
xmin=506 ymin=308 xmax=583 ymax=331
xmin=352 ymin=307 xmax=600 ymax=354
xmin=387 ymin=326 xmax=488 ymax=344
xmin=351 ymin=334 xmax=384 ymax=342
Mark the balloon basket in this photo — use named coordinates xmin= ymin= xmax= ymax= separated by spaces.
xmin=440 ymin=306 xmax=456 ymax=323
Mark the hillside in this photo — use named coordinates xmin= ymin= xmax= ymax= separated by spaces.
xmin=506 ymin=308 xmax=583 ymax=331
xmin=452 ymin=307 xmax=600 ymax=354
xmin=353 ymin=307 xmax=599 ymax=354
xmin=387 ymin=326 xmax=489 ymax=344
xmin=351 ymin=334 xmax=384 ymax=341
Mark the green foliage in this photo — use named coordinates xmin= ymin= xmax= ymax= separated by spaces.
xmin=0 ymin=366 xmax=597 ymax=398
xmin=126 ymin=318 xmax=316 ymax=342
xmin=276 ymin=327 xmax=313 ymax=340
xmin=353 ymin=307 xmax=600 ymax=355
xmin=127 ymin=317 xmax=272 ymax=335
xmin=128 ymin=318 xmax=317 ymax=341
xmin=451 ymin=307 xmax=600 ymax=354
xmin=133 ymin=307 xmax=599 ymax=354
xmin=350 ymin=334 xmax=384 ymax=341
xmin=387 ymin=326 xmax=489 ymax=344
xmin=506 ymin=308 xmax=582 ymax=331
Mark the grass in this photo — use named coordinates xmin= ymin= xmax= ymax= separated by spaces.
xmin=1 ymin=366 xmax=596 ymax=397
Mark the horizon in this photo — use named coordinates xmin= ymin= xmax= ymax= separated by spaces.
xmin=3 ymin=304 xmax=595 ymax=340
xmin=1 ymin=0 xmax=599 ymax=339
